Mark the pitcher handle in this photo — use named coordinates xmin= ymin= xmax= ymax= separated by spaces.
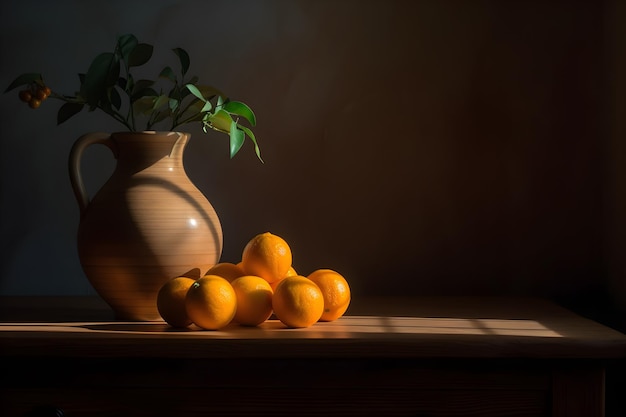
xmin=68 ymin=132 xmax=117 ymax=216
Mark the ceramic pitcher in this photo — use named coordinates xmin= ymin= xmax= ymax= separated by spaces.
xmin=69 ymin=131 xmax=222 ymax=320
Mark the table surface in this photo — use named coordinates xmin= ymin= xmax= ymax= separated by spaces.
xmin=1 ymin=295 xmax=625 ymax=360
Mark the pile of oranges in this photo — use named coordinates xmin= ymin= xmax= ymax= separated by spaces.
xmin=156 ymin=232 xmax=351 ymax=330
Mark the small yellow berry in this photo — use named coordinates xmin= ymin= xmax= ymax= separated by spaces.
xmin=34 ymin=88 xmax=48 ymax=101
xmin=18 ymin=90 xmax=32 ymax=103
xmin=28 ymin=98 xmax=42 ymax=109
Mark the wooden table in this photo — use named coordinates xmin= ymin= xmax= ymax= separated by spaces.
xmin=1 ymin=296 xmax=625 ymax=417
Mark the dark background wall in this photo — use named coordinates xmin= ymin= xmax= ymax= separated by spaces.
xmin=1 ymin=0 xmax=624 ymax=330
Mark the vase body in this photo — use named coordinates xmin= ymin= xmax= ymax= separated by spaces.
xmin=69 ymin=131 xmax=222 ymax=320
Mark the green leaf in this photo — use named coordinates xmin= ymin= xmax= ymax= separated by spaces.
xmin=153 ymin=94 xmax=169 ymax=110
xmin=208 ymin=109 xmax=233 ymax=132
xmin=238 ymin=125 xmax=263 ymax=162
xmin=130 ymin=80 xmax=158 ymax=101
xmin=117 ymin=77 xmax=127 ymax=91
xmin=182 ymin=111 xmax=204 ymax=123
xmin=128 ymin=43 xmax=153 ymax=67
xmin=82 ymin=52 xmax=119 ymax=107
xmin=133 ymin=96 xmax=156 ymax=115
xmin=167 ymin=84 xmax=182 ymax=102
xmin=179 ymin=78 xmax=198 ymax=100
xmin=180 ymin=99 xmax=205 ymax=120
xmin=223 ymin=101 xmax=256 ymax=126
xmin=125 ymin=73 xmax=135 ymax=92
xmin=107 ymin=60 xmax=121 ymax=85
xmin=229 ymin=122 xmax=245 ymax=159
xmin=153 ymin=110 xmax=171 ymax=125
xmin=4 ymin=73 xmax=42 ymax=92
xmin=159 ymin=66 xmax=176 ymax=82
xmin=198 ymin=84 xmax=226 ymax=99
xmin=109 ymin=87 xmax=122 ymax=110
xmin=132 ymin=79 xmax=154 ymax=92
xmin=131 ymin=75 xmax=157 ymax=97
xmin=131 ymin=87 xmax=158 ymax=101
xmin=57 ymin=102 xmax=84 ymax=125
xmin=185 ymin=84 xmax=205 ymax=101
xmin=201 ymin=101 xmax=213 ymax=112
xmin=117 ymin=34 xmax=138 ymax=62
xmin=173 ymin=48 xmax=190 ymax=76
xmin=169 ymin=98 xmax=179 ymax=112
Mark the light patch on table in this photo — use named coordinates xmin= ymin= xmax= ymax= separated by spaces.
xmin=326 ymin=316 xmax=564 ymax=337
xmin=0 ymin=315 xmax=564 ymax=338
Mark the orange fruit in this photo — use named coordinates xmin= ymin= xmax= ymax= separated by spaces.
xmin=205 ymin=262 xmax=245 ymax=282
xmin=156 ymin=276 xmax=196 ymax=328
xmin=185 ymin=275 xmax=237 ymax=330
xmin=231 ymin=275 xmax=274 ymax=326
xmin=307 ymin=269 xmax=351 ymax=321
xmin=241 ymin=232 xmax=292 ymax=284
xmin=272 ymin=276 xmax=324 ymax=328
xmin=270 ymin=265 xmax=298 ymax=292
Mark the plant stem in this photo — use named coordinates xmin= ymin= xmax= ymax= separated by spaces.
xmin=107 ymin=109 xmax=134 ymax=131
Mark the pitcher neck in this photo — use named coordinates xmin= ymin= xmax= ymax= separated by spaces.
xmin=110 ymin=131 xmax=190 ymax=172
